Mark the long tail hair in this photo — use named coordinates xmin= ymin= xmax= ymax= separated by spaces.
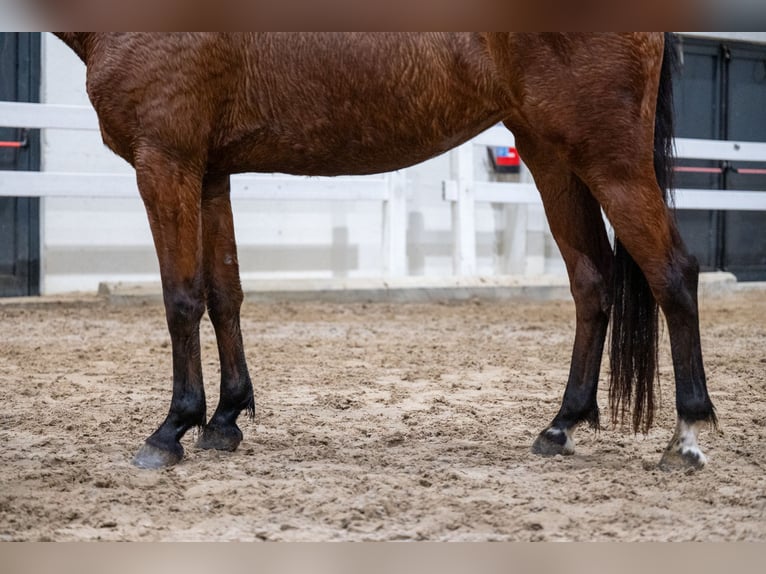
xmin=608 ymin=33 xmax=677 ymax=433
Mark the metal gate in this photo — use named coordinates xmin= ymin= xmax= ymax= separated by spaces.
xmin=0 ymin=32 xmax=40 ymax=296
xmin=674 ymin=36 xmax=766 ymax=280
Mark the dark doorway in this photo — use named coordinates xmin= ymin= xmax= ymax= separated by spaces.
xmin=674 ymin=35 xmax=766 ymax=281
xmin=0 ymin=32 xmax=41 ymax=296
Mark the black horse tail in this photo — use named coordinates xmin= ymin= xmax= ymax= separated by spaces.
xmin=608 ymin=33 xmax=677 ymax=434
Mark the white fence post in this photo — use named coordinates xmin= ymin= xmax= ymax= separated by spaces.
xmin=382 ymin=170 xmax=407 ymax=277
xmin=450 ymin=142 xmax=476 ymax=276
xmin=522 ymin=163 xmax=546 ymax=275
xmin=499 ymin=162 xmax=546 ymax=276
xmin=501 ymin=203 xmax=528 ymax=274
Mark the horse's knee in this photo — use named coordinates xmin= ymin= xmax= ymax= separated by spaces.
xmin=164 ymin=286 xmax=206 ymax=334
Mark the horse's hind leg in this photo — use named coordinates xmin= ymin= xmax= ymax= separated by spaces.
xmin=517 ymin=136 xmax=613 ymax=456
xmin=494 ymin=33 xmax=714 ymax=468
xmin=585 ymin=167 xmax=715 ymax=470
xmin=132 ymin=148 xmax=207 ymax=469
xmin=653 ymin=234 xmax=716 ymax=470
xmin=196 ymin=173 xmax=255 ymax=452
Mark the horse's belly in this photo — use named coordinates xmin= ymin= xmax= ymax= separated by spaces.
xmin=213 ymin=111 xmax=503 ymax=177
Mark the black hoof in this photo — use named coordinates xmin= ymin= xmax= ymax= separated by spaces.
xmin=196 ymin=423 xmax=243 ymax=452
xmin=531 ymin=428 xmax=574 ymax=456
xmin=132 ymin=441 xmax=184 ymax=469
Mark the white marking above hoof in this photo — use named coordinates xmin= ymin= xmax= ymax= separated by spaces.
xmin=659 ymin=419 xmax=708 ymax=471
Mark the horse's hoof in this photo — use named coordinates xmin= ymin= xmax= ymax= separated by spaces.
xmin=658 ymin=445 xmax=707 ymax=472
xmin=658 ymin=419 xmax=708 ymax=472
xmin=531 ymin=427 xmax=574 ymax=456
xmin=196 ymin=423 xmax=243 ymax=452
xmin=132 ymin=441 xmax=184 ymax=469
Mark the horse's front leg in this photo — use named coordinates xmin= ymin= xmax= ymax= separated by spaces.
xmin=196 ymin=173 xmax=255 ymax=452
xmin=531 ymin=254 xmax=610 ymax=457
xmin=132 ymin=149 xmax=207 ymax=469
xmin=516 ymin=137 xmax=613 ymax=457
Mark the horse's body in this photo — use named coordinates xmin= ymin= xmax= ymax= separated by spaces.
xmin=55 ymin=32 xmax=717 ymax=470
xmin=64 ymin=33 xmax=505 ymax=175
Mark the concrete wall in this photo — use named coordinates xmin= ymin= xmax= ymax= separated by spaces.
xmin=39 ymin=33 xmax=565 ymax=294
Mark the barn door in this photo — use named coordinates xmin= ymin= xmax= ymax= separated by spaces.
xmin=0 ymin=33 xmax=41 ymax=296
xmin=673 ymin=36 xmax=766 ymax=281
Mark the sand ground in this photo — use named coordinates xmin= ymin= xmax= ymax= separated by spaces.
xmin=0 ymin=289 xmax=764 ymax=541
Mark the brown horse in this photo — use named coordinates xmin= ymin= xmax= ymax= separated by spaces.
xmin=54 ymin=32 xmax=716 ymax=470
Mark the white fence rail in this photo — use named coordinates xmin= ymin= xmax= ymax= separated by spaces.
xmin=0 ymin=101 xmax=98 ymax=131
xmin=443 ymin=129 xmax=766 ymax=275
xmin=0 ymin=101 xmax=408 ymax=276
xmin=2 ymin=101 xmax=765 ymax=280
